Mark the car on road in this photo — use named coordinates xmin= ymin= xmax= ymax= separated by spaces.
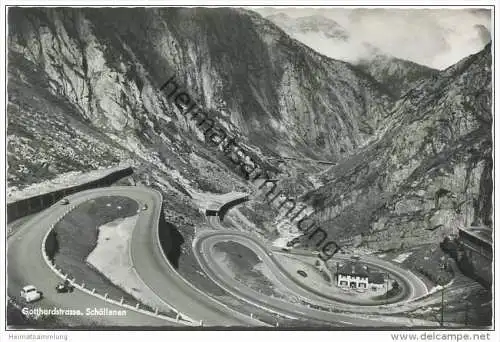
xmin=55 ymin=280 xmax=74 ymax=293
xmin=60 ymin=198 xmax=69 ymax=205
xmin=20 ymin=285 xmax=42 ymax=303
xmin=297 ymin=270 xmax=308 ymax=278
xmin=142 ymin=204 xmax=148 ymax=211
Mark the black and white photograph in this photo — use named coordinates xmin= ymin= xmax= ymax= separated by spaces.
xmin=2 ymin=1 xmax=496 ymax=339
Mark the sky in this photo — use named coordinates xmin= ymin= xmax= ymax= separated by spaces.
xmin=252 ymin=7 xmax=491 ymax=70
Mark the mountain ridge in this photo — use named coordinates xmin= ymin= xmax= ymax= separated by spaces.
xmin=264 ymin=12 xmax=462 ymax=98
xmin=7 ymin=7 xmax=492 ymax=254
xmin=302 ymin=43 xmax=492 ymax=250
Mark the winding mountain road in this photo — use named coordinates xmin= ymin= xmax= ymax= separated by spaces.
xmin=7 ymin=186 xmax=259 ymax=327
xmin=8 ymin=185 xmax=434 ymax=327
xmin=8 ymin=188 xmax=169 ymax=327
xmin=193 ymin=229 xmax=432 ymax=326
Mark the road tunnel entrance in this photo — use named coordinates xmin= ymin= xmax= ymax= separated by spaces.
xmin=205 ymin=209 xmax=218 ymax=217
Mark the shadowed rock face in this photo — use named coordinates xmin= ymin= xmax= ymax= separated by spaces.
xmin=8 ymin=7 xmax=391 ymax=172
xmin=303 ymin=44 xmax=492 ymax=251
xmin=7 ymin=7 xmax=492 ymax=252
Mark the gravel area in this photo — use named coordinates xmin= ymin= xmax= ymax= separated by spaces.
xmin=87 ymin=216 xmax=176 ymax=316
xmin=52 ymin=196 xmax=153 ymax=310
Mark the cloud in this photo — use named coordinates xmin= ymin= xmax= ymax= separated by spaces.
xmin=253 ymin=7 xmax=491 ymax=69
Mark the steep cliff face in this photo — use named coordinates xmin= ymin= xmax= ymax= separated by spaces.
xmin=8 ymin=8 xmax=492 ymax=254
xmin=304 ymin=44 xmax=492 ymax=251
xmin=8 ymin=7 xmax=392 ymax=186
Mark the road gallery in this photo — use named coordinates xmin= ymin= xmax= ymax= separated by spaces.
xmin=159 ymin=75 xmax=342 ymax=261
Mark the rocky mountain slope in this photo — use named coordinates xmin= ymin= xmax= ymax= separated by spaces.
xmin=356 ymin=54 xmax=440 ymax=98
xmin=8 ymin=7 xmax=393 ymax=181
xmin=303 ymin=44 xmax=492 ymax=251
xmin=7 ymin=8 xmax=492 ymax=255
xmin=265 ymin=12 xmax=441 ymax=98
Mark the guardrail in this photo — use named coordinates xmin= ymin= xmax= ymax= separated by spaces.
xmin=40 ymin=201 xmax=199 ymax=326
xmin=192 ymin=234 xmax=297 ymax=322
